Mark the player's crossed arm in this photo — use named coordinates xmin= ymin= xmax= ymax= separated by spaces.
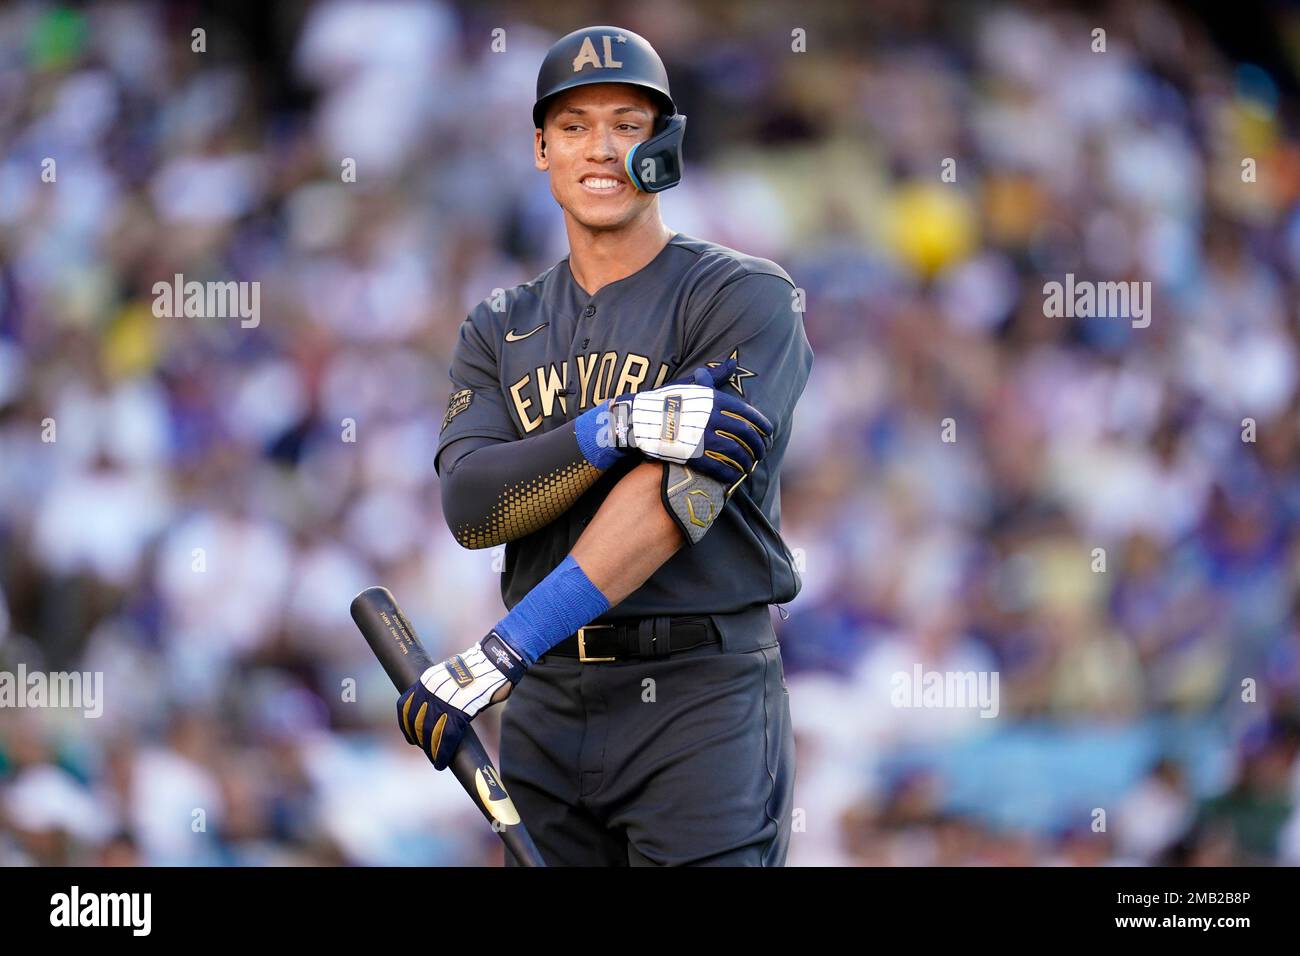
xmin=437 ymin=357 xmax=771 ymax=549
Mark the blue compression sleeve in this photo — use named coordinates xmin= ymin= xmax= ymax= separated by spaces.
xmin=494 ymin=555 xmax=611 ymax=665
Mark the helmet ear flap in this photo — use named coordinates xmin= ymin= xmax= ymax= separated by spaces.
xmin=625 ymin=114 xmax=686 ymax=193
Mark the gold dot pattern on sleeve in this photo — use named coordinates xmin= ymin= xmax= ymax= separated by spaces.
xmin=454 ymin=460 xmax=602 ymax=549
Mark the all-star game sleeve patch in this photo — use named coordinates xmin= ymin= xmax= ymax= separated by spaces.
xmin=442 ymin=388 xmax=473 ymax=430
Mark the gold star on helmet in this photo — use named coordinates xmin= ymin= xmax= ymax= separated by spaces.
xmin=706 ymin=349 xmax=756 ymax=396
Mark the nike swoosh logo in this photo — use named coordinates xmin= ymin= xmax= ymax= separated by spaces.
xmin=505 ymin=323 xmax=548 ymax=342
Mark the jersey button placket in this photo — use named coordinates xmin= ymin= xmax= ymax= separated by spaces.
xmin=569 ymin=303 xmax=595 ymax=408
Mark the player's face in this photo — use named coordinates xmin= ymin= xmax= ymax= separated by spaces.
xmin=536 ymin=84 xmax=659 ymax=231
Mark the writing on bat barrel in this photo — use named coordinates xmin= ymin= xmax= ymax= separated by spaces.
xmin=380 ymin=609 xmax=416 ymax=657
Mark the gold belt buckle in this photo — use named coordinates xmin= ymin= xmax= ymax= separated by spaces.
xmin=577 ymin=624 xmax=616 ymax=663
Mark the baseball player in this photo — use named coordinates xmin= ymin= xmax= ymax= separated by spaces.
xmin=396 ymin=25 xmax=813 ymax=866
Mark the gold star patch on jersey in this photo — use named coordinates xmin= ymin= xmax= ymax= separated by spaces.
xmin=707 ymin=349 xmax=756 ymax=396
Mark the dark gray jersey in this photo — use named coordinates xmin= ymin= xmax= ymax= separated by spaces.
xmin=435 ymin=233 xmax=814 ymax=617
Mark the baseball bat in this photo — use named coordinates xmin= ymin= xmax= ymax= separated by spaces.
xmin=350 ymin=586 xmax=546 ymax=867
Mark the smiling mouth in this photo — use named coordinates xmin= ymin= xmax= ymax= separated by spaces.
xmin=580 ymin=176 xmax=627 ymax=195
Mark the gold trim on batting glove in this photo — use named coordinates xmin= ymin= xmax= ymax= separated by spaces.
xmin=714 ymin=429 xmax=753 ymax=461
xmin=414 ymin=702 xmax=429 ymax=748
xmin=705 ymin=449 xmax=745 ymax=477
xmin=720 ymin=408 xmax=767 ymax=439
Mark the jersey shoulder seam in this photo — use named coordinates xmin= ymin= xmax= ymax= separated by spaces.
xmin=712 ymin=268 xmax=796 ymax=299
xmin=681 ymin=261 xmax=801 ymax=345
xmin=669 ymin=235 xmax=796 ymax=288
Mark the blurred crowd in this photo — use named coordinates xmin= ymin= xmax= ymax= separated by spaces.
xmin=2 ymin=0 xmax=1300 ymax=866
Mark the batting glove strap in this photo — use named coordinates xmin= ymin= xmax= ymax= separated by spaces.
xmin=425 ymin=633 xmax=524 ymax=719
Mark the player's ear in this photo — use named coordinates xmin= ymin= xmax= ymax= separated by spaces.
xmin=534 ymin=129 xmax=548 ymax=171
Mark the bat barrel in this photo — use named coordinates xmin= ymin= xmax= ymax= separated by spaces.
xmin=350 ymin=586 xmax=435 ymax=687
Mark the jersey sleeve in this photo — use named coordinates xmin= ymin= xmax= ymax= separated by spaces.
xmin=435 ymin=307 xmax=520 ymax=470
xmin=436 ymin=421 xmax=604 ymax=549
xmin=676 ymin=271 xmax=813 ymax=438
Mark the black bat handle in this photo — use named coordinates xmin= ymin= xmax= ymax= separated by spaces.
xmin=350 ymin=587 xmax=545 ymax=867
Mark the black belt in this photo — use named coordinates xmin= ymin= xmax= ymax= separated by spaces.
xmin=546 ymin=615 xmax=720 ymax=662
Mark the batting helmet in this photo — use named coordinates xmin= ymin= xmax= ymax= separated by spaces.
xmin=533 ymin=25 xmax=687 ymax=194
